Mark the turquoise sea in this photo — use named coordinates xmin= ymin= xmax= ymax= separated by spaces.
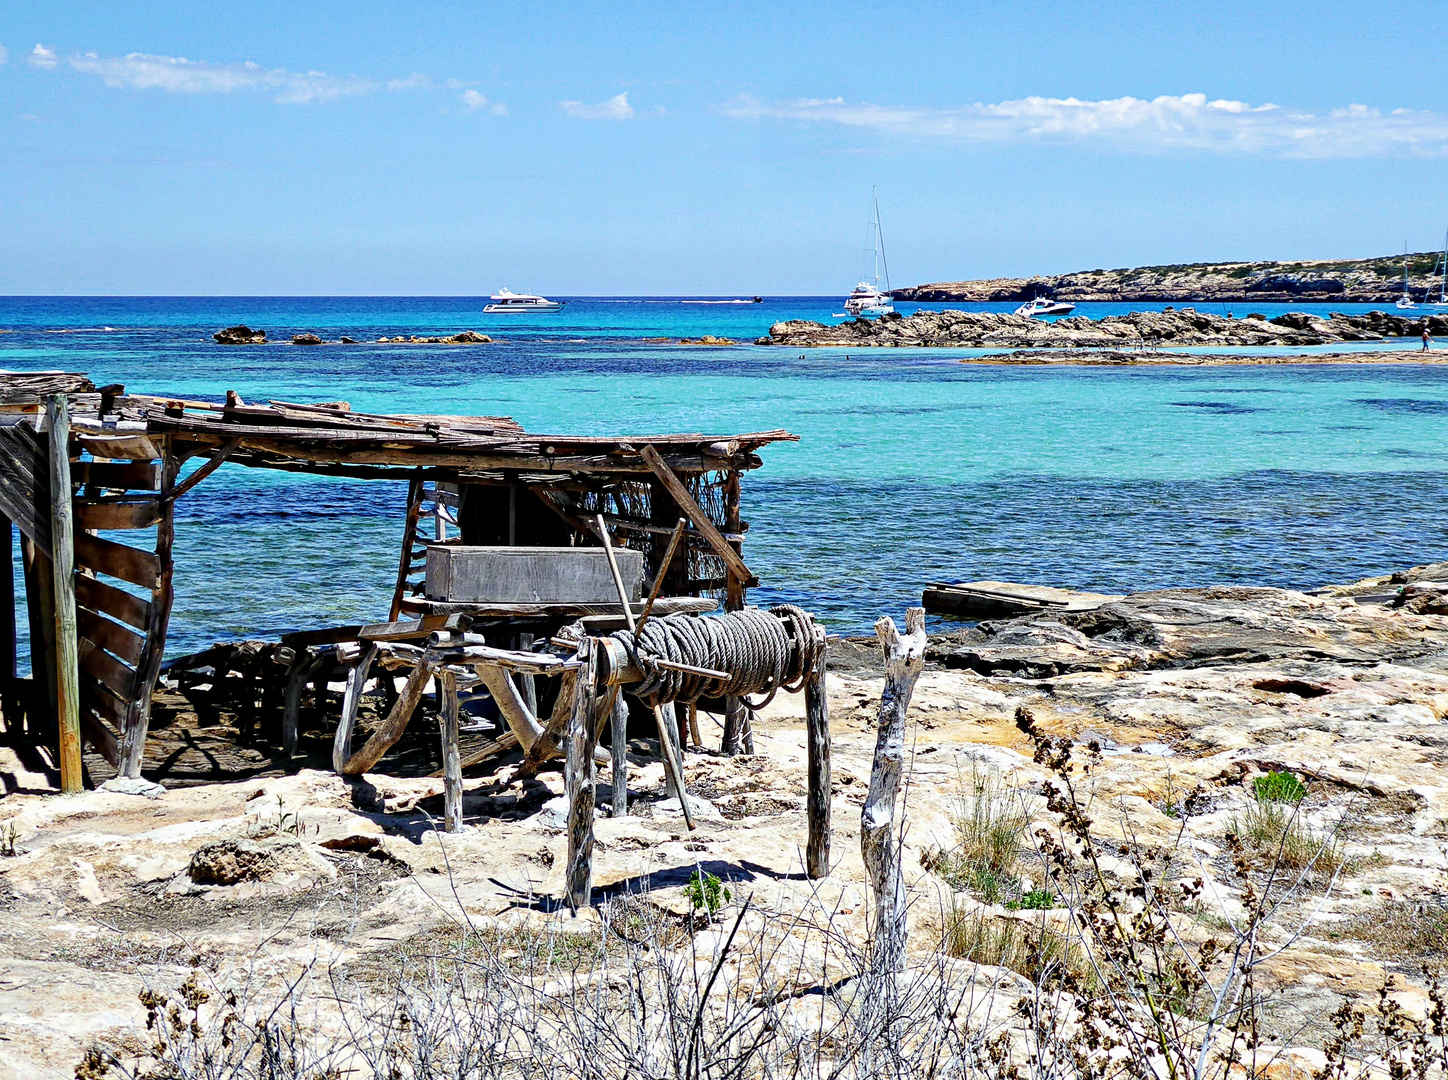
xmin=1 ymin=295 xmax=1446 ymax=669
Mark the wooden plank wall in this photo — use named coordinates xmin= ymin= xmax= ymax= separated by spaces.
xmin=69 ymin=436 xmax=176 ymax=774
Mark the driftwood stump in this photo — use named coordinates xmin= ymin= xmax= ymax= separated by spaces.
xmin=438 ymin=670 xmax=463 ymax=832
xmin=861 ymin=608 xmax=927 ymax=974
xmin=804 ymin=658 xmax=831 ymax=879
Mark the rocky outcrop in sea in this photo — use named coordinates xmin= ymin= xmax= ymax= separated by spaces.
xmin=763 ymin=308 xmax=1448 ymax=348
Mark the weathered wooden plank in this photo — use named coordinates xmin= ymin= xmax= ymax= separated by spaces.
xmin=805 ymin=662 xmax=831 ymax=880
xmin=565 ymin=640 xmax=598 ymax=910
xmin=119 ymin=446 xmax=177 ymax=778
xmin=78 ymin=638 xmax=136 ymax=701
xmin=389 ymin=472 xmax=425 ymax=621
xmin=429 ymin=729 xmax=520 ymax=775
xmin=74 ymin=532 xmax=162 ymax=590
xmin=76 ymin=607 xmax=145 ymax=665
xmin=0 ymin=425 xmax=51 ymax=554
xmin=639 ymin=444 xmax=755 ymax=586
xmin=611 ymin=691 xmax=628 ymax=817
xmin=0 ymin=513 xmax=13 ymax=682
xmin=439 ymin=671 xmax=464 ymax=833
xmin=167 ymin=438 xmax=239 ymax=502
xmin=77 ymin=434 xmax=161 ymax=460
xmin=357 ymin=613 xmax=467 ymax=642
xmin=49 ymin=396 xmax=82 ymax=793
xmin=654 ymin=700 xmax=694 ymax=830
xmin=75 ymin=574 xmax=150 ymax=630
xmin=79 ymin=709 xmax=120 ymax=767
xmin=74 ymin=498 xmax=161 ymax=531
xmin=72 ymin=461 xmax=161 ymax=491
xmin=79 ymin=670 xmax=128 ymax=726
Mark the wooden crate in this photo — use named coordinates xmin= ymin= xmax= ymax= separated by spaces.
xmin=425 ymin=545 xmax=644 ymax=604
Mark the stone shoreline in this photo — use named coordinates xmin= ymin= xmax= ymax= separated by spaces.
xmin=763 ymin=308 xmax=1447 ymax=349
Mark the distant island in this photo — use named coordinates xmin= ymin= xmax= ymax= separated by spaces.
xmin=892 ymin=251 xmax=1446 ymax=304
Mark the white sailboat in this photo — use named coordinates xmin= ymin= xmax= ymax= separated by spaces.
xmin=838 ymin=189 xmax=894 ymax=317
xmin=1429 ymin=230 xmax=1448 ymax=308
xmin=1396 ymin=245 xmax=1418 ymax=310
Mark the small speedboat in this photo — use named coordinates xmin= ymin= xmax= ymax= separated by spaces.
xmin=483 ymin=288 xmax=564 ymax=313
xmin=1015 ymin=297 xmax=1076 ymax=317
xmin=1397 ymin=295 xmax=1419 ymax=310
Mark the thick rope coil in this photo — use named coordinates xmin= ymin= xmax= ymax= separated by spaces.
xmin=606 ymin=604 xmax=826 ymax=709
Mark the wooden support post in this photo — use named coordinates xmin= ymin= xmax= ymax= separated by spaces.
xmin=722 ymin=695 xmax=746 ymax=756
xmin=474 ymin=662 xmax=544 ymax=750
xmin=687 ymin=701 xmax=701 ymax=747
xmin=438 ymin=670 xmax=463 ymax=833
xmin=861 ymin=608 xmax=927 ymax=975
xmin=654 ymin=700 xmax=695 ymax=830
xmin=343 ymin=658 xmax=435 ymax=775
xmin=333 ymin=642 xmax=378 ymax=773
xmin=119 ymin=445 xmax=177 ymax=778
xmin=283 ymin=652 xmax=327 ymax=758
xmin=0 ymin=513 xmax=14 ymax=731
xmin=805 ymin=659 xmax=831 ymax=879
xmin=611 ymin=689 xmax=628 ymax=816
xmin=565 ymin=639 xmax=598 ymax=910
xmin=47 ymin=396 xmax=81 ymax=793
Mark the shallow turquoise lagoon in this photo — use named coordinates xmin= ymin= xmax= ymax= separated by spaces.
xmin=1 ymin=297 xmax=1445 ymax=663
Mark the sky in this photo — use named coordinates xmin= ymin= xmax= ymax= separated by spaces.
xmin=3 ymin=1 xmax=1448 ymax=294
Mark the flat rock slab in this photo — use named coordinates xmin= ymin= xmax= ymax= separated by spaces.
xmin=923 ymin=580 xmax=1124 ymax=619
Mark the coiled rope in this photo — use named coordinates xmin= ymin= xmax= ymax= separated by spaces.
xmin=606 ymin=605 xmax=825 ymax=709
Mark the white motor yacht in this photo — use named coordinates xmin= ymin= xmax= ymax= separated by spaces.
xmin=1015 ymin=297 xmax=1076 ymax=317
xmin=483 ymin=288 xmax=564 ymax=313
xmin=837 ymin=189 xmax=895 ymax=318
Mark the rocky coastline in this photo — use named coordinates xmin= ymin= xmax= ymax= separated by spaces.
xmin=892 ymin=251 xmax=1447 ymax=304
xmin=763 ymin=307 xmax=1448 ymax=349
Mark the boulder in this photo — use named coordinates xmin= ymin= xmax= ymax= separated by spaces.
xmin=339 ymin=336 xmax=356 ymax=344
xmin=213 ymin=325 xmax=266 ymax=345
xmin=446 ymin=330 xmax=492 ymax=344
xmin=678 ymin=335 xmax=735 ymax=345
xmin=291 ymin=333 xmax=323 ymax=345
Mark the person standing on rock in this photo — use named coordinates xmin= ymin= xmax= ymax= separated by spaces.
xmin=1424 ymin=325 xmax=1432 ymax=352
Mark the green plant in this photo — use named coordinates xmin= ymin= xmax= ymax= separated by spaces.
xmin=929 ymin=766 xmax=1030 ymax=904
xmin=1006 ymin=889 xmax=1055 ymax=911
xmin=685 ymin=870 xmax=730 ymax=915
xmin=1251 ymin=769 xmax=1306 ymax=804
xmin=0 ymin=821 xmax=17 ymax=857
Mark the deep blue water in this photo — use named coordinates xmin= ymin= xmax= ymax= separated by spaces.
xmin=2 ymin=295 xmax=1446 ymax=668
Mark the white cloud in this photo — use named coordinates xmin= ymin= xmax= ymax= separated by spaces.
xmin=64 ymin=51 xmax=376 ymax=103
xmin=721 ymin=91 xmax=1448 ymax=158
xmin=560 ymin=92 xmax=634 ymax=120
xmin=459 ymin=89 xmax=505 ymax=114
xmin=30 ymin=44 xmax=57 ymax=69
xmin=0 ymin=44 xmax=9 ymax=66
xmin=387 ymin=73 xmax=430 ymax=91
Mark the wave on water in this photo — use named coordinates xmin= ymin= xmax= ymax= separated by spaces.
xmin=44 ymin=326 xmax=126 ymax=333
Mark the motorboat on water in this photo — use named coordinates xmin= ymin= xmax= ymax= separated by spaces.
xmin=483 ymin=288 xmax=564 ymax=313
xmin=1015 ymin=297 xmax=1076 ymax=318
xmin=837 ymin=188 xmax=894 ymax=317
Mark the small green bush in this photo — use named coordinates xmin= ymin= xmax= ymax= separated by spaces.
xmin=1252 ymin=770 xmax=1307 ymax=804
xmin=685 ymin=870 xmax=730 ymax=915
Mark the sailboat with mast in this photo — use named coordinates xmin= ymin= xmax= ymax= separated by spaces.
xmin=838 ymin=189 xmax=894 ymax=317
xmin=1429 ymin=229 xmax=1448 ymax=309
xmin=1396 ymin=243 xmax=1418 ymax=310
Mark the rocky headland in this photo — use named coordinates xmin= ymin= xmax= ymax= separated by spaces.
xmin=894 ymin=251 xmax=1448 ymax=304
xmin=763 ymin=307 xmax=1448 ymax=349
xmin=9 ymin=565 xmax=1448 ymax=1074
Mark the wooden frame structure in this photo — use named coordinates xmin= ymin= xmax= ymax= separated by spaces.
xmin=0 ymin=372 xmax=797 ymax=783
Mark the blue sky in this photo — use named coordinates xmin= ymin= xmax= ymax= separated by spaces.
xmin=3 ymin=1 xmax=1448 ymax=294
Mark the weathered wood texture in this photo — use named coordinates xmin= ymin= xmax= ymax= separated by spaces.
xmin=610 ymin=690 xmax=628 ymax=816
xmin=438 ymin=670 xmax=464 ymax=832
xmin=342 ymin=658 xmax=434 ymax=774
xmin=639 ymin=445 xmax=755 ymax=587
xmin=861 ymin=608 xmax=927 ymax=975
xmin=48 ymin=398 xmax=82 ymax=792
xmin=0 ymin=423 xmax=52 ymax=556
xmin=654 ymin=701 xmax=695 ymax=830
xmin=805 ymin=661 xmax=831 ymax=879
xmin=564 ymin=640 xmax=598 ymax=909
xmin=389 ymin=472 xmax=425 ymax=620
xmin=426 ymin=545 xmax=644 ymax=604
xmin=333 ymin=643 xmax=379 ymax=772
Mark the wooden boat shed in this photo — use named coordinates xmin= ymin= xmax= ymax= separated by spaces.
xmin=0 ymin=372 xmax=796 ymax=789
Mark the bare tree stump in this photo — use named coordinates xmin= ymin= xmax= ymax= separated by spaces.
xmin=805 ymin=658 xmax=831 ymax=879
xmin=861 ymin=608 xmax=927 ymax=975
xmin=438 ymin=670 xmax=463 ymax=833
xmin=565 ymin=640 xmax=599 ymax=910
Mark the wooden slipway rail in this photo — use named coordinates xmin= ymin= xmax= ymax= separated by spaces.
xmin=0 ymin=372 xmax=796 ymax=783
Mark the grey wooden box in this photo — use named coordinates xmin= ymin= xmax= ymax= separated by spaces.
xmin=424 ymin=545 xmax=645 ymax=604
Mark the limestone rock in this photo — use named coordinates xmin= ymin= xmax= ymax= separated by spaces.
xmin=98 ymin=776 xmax=165 ymax=799
xmin=447 ymin=330 xmax=491 ymax=344
xmin=679 ymin=335 xmax=735 ymax=345
xmin=213 ymin=325 xmax=265 ymax=344
xmin=291 ymin=333 xmax=323 ymax=345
